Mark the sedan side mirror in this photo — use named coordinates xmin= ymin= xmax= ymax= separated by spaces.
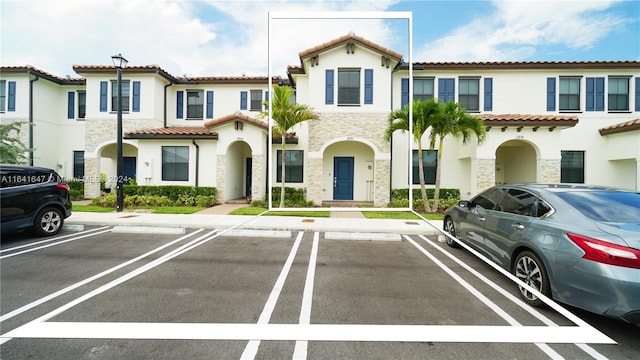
xmin=458 ymin=200 xmax=471 ymax=208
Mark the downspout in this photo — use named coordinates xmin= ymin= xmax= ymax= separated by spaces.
xmin=192 ymin=139 xmax=199 ymax=187
xmin=29 ymin=73 xmax=40 ymax=166
xmin=163 ymin=77 xmax=173 ymax=128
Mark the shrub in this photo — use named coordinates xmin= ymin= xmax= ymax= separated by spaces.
xmin=270 ymin=187 xmax=310 ymax=207
xmin=123 ymin=185 xmax=217 ymax=203
xmin=196 ymin=195 xmax=216 ymax=207
xmin=103 ymin=194 xmax=116 ymax=208
xmin=391 ymin=188 xmax=460 ymax=201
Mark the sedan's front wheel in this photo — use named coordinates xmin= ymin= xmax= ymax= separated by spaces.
xmin=443 ymin=217 xmax=460 ymax=248
xmin=33 ymin=207 xmax=64 ymax=236
xmin=513 ymin=250 xmax=550 ymax=307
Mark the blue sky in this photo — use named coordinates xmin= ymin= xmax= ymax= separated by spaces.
xmin=1 ymin=0 xmax=638 ymax=78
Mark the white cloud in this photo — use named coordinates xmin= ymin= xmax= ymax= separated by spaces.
xmin=417 ymin=0 xmax=630 ymax=62
xmin=0 ymin=0 xmax=403 ymax=78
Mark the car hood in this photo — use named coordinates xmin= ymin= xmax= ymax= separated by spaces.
xmin=596 ymin=222 xmax=640 ymax=249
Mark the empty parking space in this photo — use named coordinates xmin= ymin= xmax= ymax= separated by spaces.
xmin=1 ymin=226 xmax=614 ymax=359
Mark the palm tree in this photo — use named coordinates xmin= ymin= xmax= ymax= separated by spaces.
xmin=428 ymin=101 xmax=486 ymax=211
xmin=386 ymin=99 xmax=439 ymax=213
xmin=261 ymin=85 xmax=319 ymax=207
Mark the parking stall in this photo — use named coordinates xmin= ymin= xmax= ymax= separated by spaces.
xmin=0 ymin=225 xmax=615 ymax=359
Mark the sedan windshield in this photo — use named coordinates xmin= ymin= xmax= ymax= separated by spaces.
xmin=556 ymin=191 xmax=640 ymax=223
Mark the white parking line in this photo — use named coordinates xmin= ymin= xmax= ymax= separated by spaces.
xmin=240 ymin=231 xmax=304 ymax=360
xmin=0 ymin=226 xmax=112 ymax=259
xmin=0 ymin=229 xmax=206 ymax=323
xmin=293 ymin=231 xmax=320 ymax=359
xmin=2 ymin=322 xmax=613 ymax=344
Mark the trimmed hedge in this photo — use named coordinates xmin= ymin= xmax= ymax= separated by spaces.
xmin=123 ymin=185 xmax=217 ymax=202
xmin=269 ymin=187 xmax=312 ymax=207
xmin=391 ymin=188 xmax=460 ymax=201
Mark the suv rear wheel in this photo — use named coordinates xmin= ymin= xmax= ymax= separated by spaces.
xmin=33 ymin=207 xmax=64 ymax=236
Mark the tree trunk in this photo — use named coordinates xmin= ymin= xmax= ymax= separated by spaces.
xmin=417 ymin=146 xmax=432 ymax=213
xmin=280 ymin=136 xmax=286 ymax=208
xmin=432 ymin=137 xmax=444 ymax=212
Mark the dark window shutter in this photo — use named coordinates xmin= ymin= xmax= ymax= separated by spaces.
xmin=364 ymin=69 xmax=373 ymax=104
xmin=264 ymin=90 xmax=269 ymax=110
xmin=595 ymin=77 xmax=604 ymax=111
xmin=586 ymin=77 xmax=595 ymax=111
xmin=132 ymin=81 xmax=141 ymax=112
xmin=240 ymin=91 xmax=247 ymax=110
xmin=401 ymin=78 xmax=409 ymax=109
xmin=546 ymin=77 xmax=556 ymax=111
xmin=67 ymin=92 xmax=75 ymax=119
xmin=7 ymin=81 xmax=16 ymax=111
xmin=636 ymin=78 xmax=640 ymax=111
xmin=206 ymin=90 xmax=214 ymax=119
xmin=483 ymin=78 xmax=493 ymax=111
xmin=325 ymin=70 xmax=334 ymax=104
xmin=438 ymin=78 xmax=454 ymax=102
xmin=176 ymin=91 xmax=184 ymax=119
xmin=99 ymin=81 xmax=108 ymax=112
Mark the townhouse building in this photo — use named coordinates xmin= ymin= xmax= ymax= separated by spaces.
xmin=1 ymin=33 xmax=639 ymax=206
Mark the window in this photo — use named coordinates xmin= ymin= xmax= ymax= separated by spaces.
xmin=77 ymin=91 xmax=86 ymax=119
xmin=0 ymin=80 xmax=5 ymax=112
xmin=412 ymin=150 xmax=437 ymax=185
xmin=561 ymin=150 xmax=584 ymax=183
xmin=471 ymin=187 xmax=506 ymax=210
xmin=187 ymin=90 xmax=204 ymax=119
xmin=414 ymin=78 xmax=434 ymax=102
xmin=250 ymin=90 xmax=262 ymax=111
xmin=338 ymin=68 xmax=360 ymax=105
xmin=276 ymin=150 xmax=303 ymax=183
xmin=73 ymin=151 xmax=84 ymax=179
xmin=559 ymin=77 xmax=580 ymax=111
xmin=608 ymin=77 xmax=629 ymax=111
xmin=162 ymin=146 xmax=189 ymax=181
xmin=111 ymin=80 xmax=130 ymax=112
xmin=459 ymin=78 xmax=479 ymax=111
xmin=500 ymin=189 xmax=537 ymax=216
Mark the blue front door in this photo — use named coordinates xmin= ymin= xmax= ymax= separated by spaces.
xmin=123 ymin=157 xmax=136 ymax=184
xmin=333 ymin=157 xmax=354 ymax=200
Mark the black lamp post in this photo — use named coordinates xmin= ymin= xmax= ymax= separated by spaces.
xmin=111 ymin=54 xmax=128 ymax=212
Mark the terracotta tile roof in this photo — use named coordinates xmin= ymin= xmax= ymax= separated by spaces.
xmin=204 ymin=111 xmax=268 ymax=129
xmin=1 ymin=65 xmax=85 ymax=84
xmin=478 ymin=114 xmax=579 ymax=130
xmin=181 ymin=75 xmax=282 ymax=84
xmin=72 ymin=64 xmax=174 ymax=80
xmin=599 ymin=118 xmax=640 ymax=136
xmin=125 ymin=126 xmax=218 ymax=139
xmin=410 ymin=60 xmax=640 ymax=71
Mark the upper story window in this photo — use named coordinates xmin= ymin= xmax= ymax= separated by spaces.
xmin=559 ymin=77 xmax=581 ymax=111
xmin=187 ymin=90 xmax=204 ymax=119
xmin=111 ymin=80 xmax=130 ymax=112
xmin=608 ymin=77 xmax=629 ymax=111
xmin=338 ymin=68 xmax=360 ymax=105
xmin=459 ymin=78 xmax=479 ymax=112
xmin=0 ymin=80 xmax=16 ymax=112
xmin=0 ymin=80 xmax=5 ymax=112
xmin=414 ymin=78 xmax=434 ymax=102
xmin=250 ymin=90 xmax=262 ymax=111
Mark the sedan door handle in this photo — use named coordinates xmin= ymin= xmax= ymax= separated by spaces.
xmin=478 ymin=217 xmax=486 ymax=222
xmin=512 ymin=223 xmax=525 ymax=230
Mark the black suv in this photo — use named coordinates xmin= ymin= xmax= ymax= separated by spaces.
xmin=1 ymin=164 xmax=72 ymax=236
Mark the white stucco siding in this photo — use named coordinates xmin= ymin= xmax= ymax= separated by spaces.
xmin=302 ymin=46 xmax=393 ymax=112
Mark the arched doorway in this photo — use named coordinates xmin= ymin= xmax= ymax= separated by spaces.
xmin=495 ymin=140 xmax=538 ymax=184
xmin=225 ymin=141 xmax=252 ymax=202
xmin=98 ymin=142 xmax=138 ymax=187
xmin=322 ymin=140 xmax=375 ymax=202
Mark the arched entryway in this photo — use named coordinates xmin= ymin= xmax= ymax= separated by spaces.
xmin=322 ymin=140 xmax=375 ymax=203
xmin=225 ymin=141 xmax=252 ymax=202
xmin=97 ymin=142 xmax=139 ymax=188
xmin=495 ymin=140 xmax=538 ymax=184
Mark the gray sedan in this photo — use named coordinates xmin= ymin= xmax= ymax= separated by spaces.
xmin=443 ymin=184 xmax=640 ymax=325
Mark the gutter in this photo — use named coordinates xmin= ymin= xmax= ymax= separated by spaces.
xmin=162 ymin=72 xmax=174 ymax=128
xmin=192 ymin=139 xmax=199 ymax=187
xmin=28 ymin=72 xmax=40 ymax=166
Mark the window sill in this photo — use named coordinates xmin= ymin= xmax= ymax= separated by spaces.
xmin=559 ymin=110 xmax=582 ymax=114
xmin=337 ymin=104 xmax=361 ymax=107
xmin=607 ymin=110 xmax=631 ymax=114
xmin=186 ymin=118 xmax=203 ymax=121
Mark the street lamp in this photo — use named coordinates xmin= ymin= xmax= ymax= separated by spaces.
xmin=112 ymin=53 xmax=128 ymax=212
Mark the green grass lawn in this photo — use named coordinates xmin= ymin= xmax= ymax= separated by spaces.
xmin=72 ymin=204 xmax=116 ymax=213
xmin=72 ymin=204 xmax=203 ymax=214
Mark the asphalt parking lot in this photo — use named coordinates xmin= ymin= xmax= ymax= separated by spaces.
xmin=1 ymin=222 xmax=638 ymax=359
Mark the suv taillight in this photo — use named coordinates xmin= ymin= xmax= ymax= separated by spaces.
xmin=56 ymin=183 xmax=70 ymax=192
xmin=568 ymin=233 xmax=640 ymax=269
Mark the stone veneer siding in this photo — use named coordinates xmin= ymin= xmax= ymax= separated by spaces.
xmin=251 ymin=154 xmax=264 ymax=202
xmin=216 ymin=154 xmax=226 ymax=203
xmin=307 ymin=112 xmax=391 ymax=206
xmin=539 ymin=159 xmax=561 ymax=183
xmin=84 ymin=117 xmax=161 ymax=199
xmin=475 ymin=158 xmax=496 ymax=192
